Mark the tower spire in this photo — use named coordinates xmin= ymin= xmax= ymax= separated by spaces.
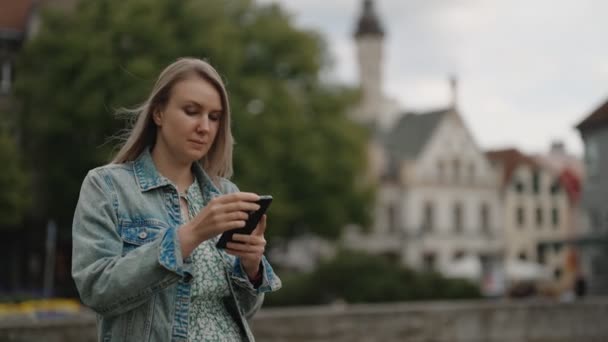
xmin=354 ymin=0 xmax=384 ymax=38
xmin=352 ymin=0 xmax=386 ymax=126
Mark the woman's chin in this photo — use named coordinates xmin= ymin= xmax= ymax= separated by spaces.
xmin=186 ymin=149 xmax=208 ymax=162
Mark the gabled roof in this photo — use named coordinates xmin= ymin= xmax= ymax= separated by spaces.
xmin=485 ymin=148 xmax=538 ymax=187
xmin=576 ymin=98 xmax=608 ymax=132
xmin=487 ymin=148 xmax=583 ymax=203
xmin=383 ymin=108 xmax=450 ymax=161
xmin=0 ymin=0 xmax=34 ymax=39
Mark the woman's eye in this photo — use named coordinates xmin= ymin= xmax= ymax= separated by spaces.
xmin=184 ymin=107 xmax=198 ymax=115
xmin=209 ymin=113 xmax=221 ymax=121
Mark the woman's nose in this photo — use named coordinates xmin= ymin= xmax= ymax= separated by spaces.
xmin=197 ymin=115 xmax=210 ymax=132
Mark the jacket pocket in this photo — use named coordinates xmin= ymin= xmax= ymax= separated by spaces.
xmin=119 ymin=218 xmax=168 ymax=255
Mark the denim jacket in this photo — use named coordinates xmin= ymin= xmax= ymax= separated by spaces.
xmin=72 ymin=149 xmax=282 ymax=341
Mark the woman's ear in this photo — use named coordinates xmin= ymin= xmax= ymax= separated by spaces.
xmin=152 ymin=109 xmax=163 ymax=126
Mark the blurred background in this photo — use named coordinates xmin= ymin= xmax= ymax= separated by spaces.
xmin=0 ymin=0 xmax=607 ymax=340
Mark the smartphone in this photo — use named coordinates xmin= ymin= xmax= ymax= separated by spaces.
xmin=215 ymin=195 xmax=273 ymax=249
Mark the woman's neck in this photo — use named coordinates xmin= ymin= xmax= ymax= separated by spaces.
xmin=150 ymin=145 xmax=194 ymax=193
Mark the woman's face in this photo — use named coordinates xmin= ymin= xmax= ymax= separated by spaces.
xmin=153 ymin=75 xmax=223 ymax=164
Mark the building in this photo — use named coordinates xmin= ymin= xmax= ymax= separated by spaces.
xmin=575 ymin=98 xmax=608 ymax=295
xmin=344 ymin=1 xmax=504 ymax=293
xmin=345 ymin=106 xmax=504 ymax=290
xmin=486 ymin=147 xmax=581 ymax=293
xmin=350 ymin=0 xmax=400 ymax=130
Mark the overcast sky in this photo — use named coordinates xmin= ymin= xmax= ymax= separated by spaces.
xmin=259 ymin=0 xmax=608 ymax=156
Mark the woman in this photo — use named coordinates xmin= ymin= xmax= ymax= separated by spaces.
xmin=72 ymin=57 xmax=281 ymax=341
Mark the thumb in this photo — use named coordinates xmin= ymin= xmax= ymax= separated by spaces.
xmin=253 ymin=215 xmax=267 ymax=236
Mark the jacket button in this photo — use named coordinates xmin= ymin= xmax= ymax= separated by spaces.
xmin=138 ymin=231 xmax=148 ymax=239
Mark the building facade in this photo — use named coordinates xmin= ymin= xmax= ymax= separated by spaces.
xmin=346 ymin=107 xmax=504 ymax=289
xmin=343 ymin=1 xmax=504 ymax=293
xmin=575 ymin=98 xmax=608 ymax=295
xmin=486 ymin=148 xmax=580 ymax=293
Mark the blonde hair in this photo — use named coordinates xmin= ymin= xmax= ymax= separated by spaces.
xmin=112 ymin=57 xmax=233 ymax=181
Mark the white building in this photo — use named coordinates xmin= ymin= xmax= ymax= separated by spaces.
xmin=344 ymin=1 xmax=504 ymax=291
xmin=487 ymin=146 xmax=584 ymax=293
xmin=346 ymin=107 xmax=505 ymax=287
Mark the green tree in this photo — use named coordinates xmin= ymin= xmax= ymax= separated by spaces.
xmin=13 ymin=0 xmax=372 ymax=239
xmin=0 ymin=124 xmax=29 ymax=228
xmin=264 ymin=250 xmax=482 ymax=307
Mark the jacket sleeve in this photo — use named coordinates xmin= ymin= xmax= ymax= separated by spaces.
xmin=71 ymin=169 xmax=191 ymax=317
xmin=229 ymin=256 xmax=282 ymax=319
xmin=219 ymin=178 xmax=282 ymax=319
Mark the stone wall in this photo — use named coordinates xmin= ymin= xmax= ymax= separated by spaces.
xmin=1 ymin=299 xmax=607 ymax=341
xmin=251 ymin=299 xmax=608 ymax=342
xmin=0 ymin=315 xmax=97 ymax=342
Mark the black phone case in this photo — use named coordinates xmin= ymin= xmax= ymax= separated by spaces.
xmin=215 ymin=195 xmax=272 ymax=249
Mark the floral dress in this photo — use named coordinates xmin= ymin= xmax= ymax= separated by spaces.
xmin=182 ymin=179 xmax=244 ymax=341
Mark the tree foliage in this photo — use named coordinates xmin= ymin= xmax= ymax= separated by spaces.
xmin=13 ymin=0 xmax=372 ymax=239
xmin=264 ymin=250 xmax=482 ymax=306
xmin=0 ymin=125 xmax=29 ymax=228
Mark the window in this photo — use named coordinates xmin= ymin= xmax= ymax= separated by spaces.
xmin=453 ymin=159 xmax=460 ymax=182
xmin=550 ymin=181 xmax=561 ymax=195
xmin=437 ymin=160 xmax=445 ymax=182
xmin=514 ymin=179 xmax=525 ymax=193
xmin=468 ymin=163 xmax=476 ymax=183
xmin=422 ymin=202 xmax=434 ymax=233
xmin=423 ymin=252 xmax=436 ymax=271
xmin=518 ymin=251 xmax=528 ymax=261
xmin=553 ymin=243 xmax=562 ymax=253
xmin=551 ymin=208 xmax=559 ymax=228
xmin=590 ymin=209 xmax=601 ymax=232
xmin=535 ymin=207 xmax=543 ymax=227
xmin=537 ymin=244 xmax=546 ymax=264
xmin=554 ymin=267 xmax=562 ymax=280
xmin=480 ymin=203 xmax=490 ymax=233
xmin=532 ymin=170 xmax=540 ymax=194
xmin=454 ymin=202 xmax=463 ymax=233
xmin=1 ymin=60 xmax=12 ymax=94
xmin=516 ymin=207 xmax=525 ymax=227
xmin=453 ymin=250 xmax=465 ymax=261
xmin=585 ymin=137 xmax=600 ymax=179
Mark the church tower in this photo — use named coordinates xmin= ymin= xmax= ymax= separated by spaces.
xmin=353 ymin=0 xmax=385 ymax=126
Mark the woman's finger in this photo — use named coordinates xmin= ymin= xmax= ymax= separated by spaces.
xmin=231 ymin=234 xmax=266 ymax=246
xmin=226 ymin=241 xmax=265 ymax=253
xmin=225 ymin=249 xmax=263 ymax=259
xmin=217 ymin=201 xmax=260 ymax=214
xmin=215 ymin=192 xmax=260 ymax=204
xmin=251 ymin=215 xmax=267 ymax=236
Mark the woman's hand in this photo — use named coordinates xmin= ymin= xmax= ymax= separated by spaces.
xmin=178 ymin=192 xmax=260 ymax=259
xmin=226 ymin=215 xmax=268 ymax=280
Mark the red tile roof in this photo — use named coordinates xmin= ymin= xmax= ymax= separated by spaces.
xmin=487 ymin=148 xmax=584 ymax=203
xmin=0 ymin=0 xmax=34 ymax=33
xmin=576 ymin=98 xmax=608 ymax=132
xmin=485 ymin=148 xmax=538 ymax=187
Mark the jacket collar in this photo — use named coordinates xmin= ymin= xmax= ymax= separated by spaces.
xmin=133 ymin=148 xmax=220 ymax=196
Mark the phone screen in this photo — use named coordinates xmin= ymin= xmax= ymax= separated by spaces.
xmin=215 ymin=195 xmax=273 ymax=249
